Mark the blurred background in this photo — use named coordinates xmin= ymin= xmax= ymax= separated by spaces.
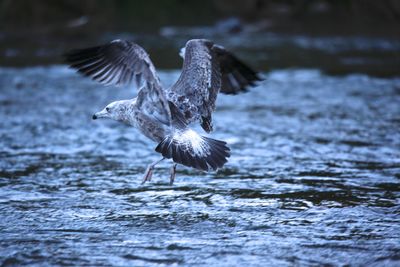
xmin=1 ymin=0 xmax=399 ymax=76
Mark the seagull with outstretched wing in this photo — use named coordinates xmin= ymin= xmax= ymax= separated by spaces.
xmin=64 ymin=39 xmax=262 ymax=185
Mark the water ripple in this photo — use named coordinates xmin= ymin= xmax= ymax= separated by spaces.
xmin=0 ymin=66 xmax=399 ymax=266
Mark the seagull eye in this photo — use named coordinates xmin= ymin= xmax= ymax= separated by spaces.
xmin=106 ymin=107 xmax=110 ymax=112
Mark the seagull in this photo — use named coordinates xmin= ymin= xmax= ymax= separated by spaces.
xmin=64 ymin=39 xmax=262 ymax=185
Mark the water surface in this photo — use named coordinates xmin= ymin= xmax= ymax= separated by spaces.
xmin=0 ymin=66 xmax=399 ymax=266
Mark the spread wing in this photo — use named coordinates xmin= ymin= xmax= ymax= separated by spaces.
xmin=64 ymin=39 xmax=171 ymax=124
xmin=212 ymin=44 xmax=263 ymax=94
xmin=169 ymin=39 xmax=219 ymax=132
xmin=169 ymin=39 xmax=262 ymax=133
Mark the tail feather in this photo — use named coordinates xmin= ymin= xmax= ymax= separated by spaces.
xmin=155 ymin=129 xmax=230 ymax=171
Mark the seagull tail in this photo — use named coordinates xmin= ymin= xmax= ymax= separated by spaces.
xmin=155 ymin=129 xmax=230 ymax=171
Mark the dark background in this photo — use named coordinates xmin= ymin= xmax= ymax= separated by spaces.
xmin=1 ymin=0 xmax=399 ymax=76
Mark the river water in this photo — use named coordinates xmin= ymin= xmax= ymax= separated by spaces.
xmin=0 ymin=66 xmax=399 ymax=266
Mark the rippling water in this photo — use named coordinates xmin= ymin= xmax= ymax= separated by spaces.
xmin=0 ymin=66 xmax=399 ymax=266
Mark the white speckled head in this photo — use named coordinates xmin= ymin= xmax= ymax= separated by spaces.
xmin=92 ymin=99 xmax=135 ymax=123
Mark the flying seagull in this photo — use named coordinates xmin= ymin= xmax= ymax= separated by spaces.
xmin=64 ymin=39 xmax=262 ymax=185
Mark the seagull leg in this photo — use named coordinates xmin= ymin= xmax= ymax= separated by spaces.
xmin=141 ymin=158 xmax=164 ymax=184
xmin=169 ymin=163 xmax=177 ymax=185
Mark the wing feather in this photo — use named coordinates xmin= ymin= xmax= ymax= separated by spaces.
xmin=64 ymin=39 xmax=161 ymax=88
xmin=168 ymin=39 xmax=262 ymax=132
xmin=64 ymin=39 xmax=172 ymax=125
xmin=211 ymin=44 xmax=263 ymax=94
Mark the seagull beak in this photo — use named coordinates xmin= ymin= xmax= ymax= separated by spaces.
xmin=92 ymin=109 xmax=108 ymax=120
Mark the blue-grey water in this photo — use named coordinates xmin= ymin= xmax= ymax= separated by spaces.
xmin=0 ymin=66 xmax=399 ymax=266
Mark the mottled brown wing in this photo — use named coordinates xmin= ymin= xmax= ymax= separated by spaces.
xmin=168 ymin=39 xmax=220 ymax=132
xmin=169 ymin=39 xmax=262 ymax=133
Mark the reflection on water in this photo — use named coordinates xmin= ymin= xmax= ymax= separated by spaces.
xmin=0 ymin=66 xmax=399 ymax=266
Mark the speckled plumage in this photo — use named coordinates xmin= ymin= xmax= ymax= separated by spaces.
xmin=64 ymin=38 xmax=262 ymax=181
xmin=167 ymin=40 xmax=220 ymax=132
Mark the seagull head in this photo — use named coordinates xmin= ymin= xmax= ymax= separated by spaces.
xmin=92 ymin=100 xmax=133 ymax=122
